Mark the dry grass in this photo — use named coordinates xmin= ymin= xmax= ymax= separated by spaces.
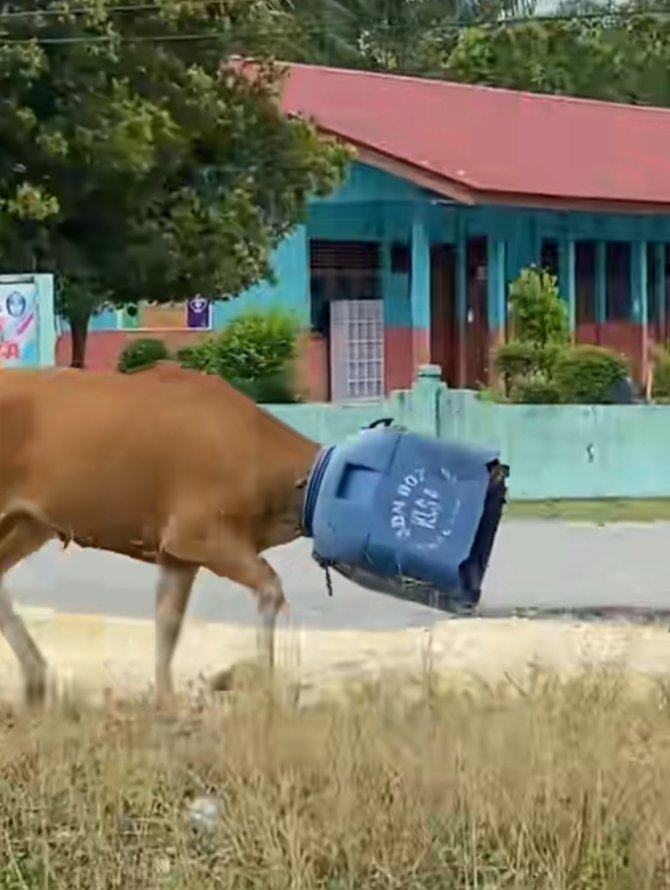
xmin=3 ymin=667 xmax=670 ymax=889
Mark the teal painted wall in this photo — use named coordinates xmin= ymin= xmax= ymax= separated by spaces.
xmin=437 ymin=390 xmax=670 ymax=499
xmin=60 ymin=161 xmax=670 ymax=336
xmin=264 ymin=371 xmax=670 ymax=500
xmin=212 ymin=225 xmax=310 ymax=327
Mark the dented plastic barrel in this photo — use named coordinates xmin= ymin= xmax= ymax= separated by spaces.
xmin=302 ymin=425 xmax=509 ymax=613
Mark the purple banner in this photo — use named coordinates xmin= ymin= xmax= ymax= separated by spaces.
xmin=187 ymin=296 xmax=211 ymax=330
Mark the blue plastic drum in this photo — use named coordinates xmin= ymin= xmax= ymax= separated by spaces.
xmin=302 ymin=421 xmax=509 ymax=613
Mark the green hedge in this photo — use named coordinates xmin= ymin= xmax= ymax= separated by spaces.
xmin=553 ymin=345 xmax=629 ymax=404
xmin=117 ymin=338 xmax=170 ymax=374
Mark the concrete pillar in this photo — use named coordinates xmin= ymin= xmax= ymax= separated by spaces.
xmin=486 ymin=237 xmax=506 ymax=385
xmin=456 ymin=218 xmax=467 ymax=388
xmin=631 ymin=240 xmax=649 ymax=386
xmin=486 ymin=238 xmax=506 ymax=347
xmin=558 ymin=238 xmax=576 ymax=341
xmin=409 ymin=214 xmax=431 ymax=378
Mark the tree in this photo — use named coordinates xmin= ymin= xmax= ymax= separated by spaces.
xmin=0 ymin=0 xmax=350 ymax=367
xmin=443 ymin=6 xmax=670 ymax=108
xmin=280 ymin=0 xmax=539 ymax=74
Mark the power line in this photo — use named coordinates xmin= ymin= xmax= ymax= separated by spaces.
xmin=0 ymin=1 xmax=667 ymax=46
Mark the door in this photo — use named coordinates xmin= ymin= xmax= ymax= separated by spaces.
xmin=430 ymin=244 xmax=457 ymax=386
xmin=465 ymin=237 xmax=490 ymax=388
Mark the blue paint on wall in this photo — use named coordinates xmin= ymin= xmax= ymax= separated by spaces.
xmin=486 ymin=238 xmax=506 ymax=332
xmin=410 ymin=215 xmax=430 ymax=330
xmin=384 ymin=273 xmax=411 ymax=327
xmin=57 ymin=159 xmax=670 ymax=341
xmin=311 ymin=162 xmax=432 ymax=205
xmin=631 ymin=240 xmax=648 ymax=325
xmin=558 ymin=238 xmax=576 ymax=334
xmin=213 ymin=225 xmax=310 ymax=327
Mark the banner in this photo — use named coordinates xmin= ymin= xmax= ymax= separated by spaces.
xmin=0 ymin=280 xmax=39 ymax=368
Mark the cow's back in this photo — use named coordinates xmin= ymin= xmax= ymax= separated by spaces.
xmin=0 ymin=367 xmax=317 ymax=552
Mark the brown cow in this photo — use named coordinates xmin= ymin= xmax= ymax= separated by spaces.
xmin=0 ymin=363 xmax=319 ymax=706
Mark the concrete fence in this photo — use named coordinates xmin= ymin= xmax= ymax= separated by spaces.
xmin=266 ymin=365 xmax=670 ymax=501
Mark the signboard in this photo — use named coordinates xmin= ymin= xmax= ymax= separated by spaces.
xmin=0 ymin=280 xmax=39 ymax=367
xmin=187 ymin=296 xmax=211 ymax=330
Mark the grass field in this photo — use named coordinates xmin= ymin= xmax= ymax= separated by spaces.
xmin=506 ymin=498 xmax=670 ymax=523
xmin=3 ymin=669 xmax=670 ymax=889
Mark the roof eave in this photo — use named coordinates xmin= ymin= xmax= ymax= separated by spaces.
xmin=295 ymin=120 xmax=670 ymax=215
xmin=481 ymin=190 xmax=670 ymax=215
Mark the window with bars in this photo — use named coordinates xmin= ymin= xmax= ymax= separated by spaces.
xmin=309 ymin=240 xmax=382 ymax=337
xmin=329 ymin=298 xmax=385 ymax=401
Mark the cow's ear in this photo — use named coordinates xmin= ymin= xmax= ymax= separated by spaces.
xmin=294 ymin=476 xmax=307 ymax=490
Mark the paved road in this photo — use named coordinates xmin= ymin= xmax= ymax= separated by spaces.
xmin=6 ymin=521 xmax=670 ymax=630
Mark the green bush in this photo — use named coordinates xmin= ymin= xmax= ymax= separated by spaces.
xmin=511 ymin=375 xmax=562 ymax=404
xmin=117 ymin=337 xmax=170 ymax=373
xmin=229 ymin=370 xmax=298 ymax=404
xmin=175 ymin=343 xmax=211 ymax=372
xmin=495 ymin=341 xmax=564 ymax=396
xmin=651 ymin=345 xmax=670 ymax=400
xmin=186 ymin=310 xmax=298 ymax=380
xmin=494 ymin=341 xmax=536 ymax=386
xmin=507 ymin=267 xmax=570 ymax=349
xmin=554 ymin=345 xmax=628 ymax=404
xmin=177 ymin=309 xmax=300 ymax=403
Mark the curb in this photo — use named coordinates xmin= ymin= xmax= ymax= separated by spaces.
xmin=1 ymin=606 xmax=670 ymax=703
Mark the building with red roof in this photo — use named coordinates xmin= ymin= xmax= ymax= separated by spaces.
xmin=65 ymin=63 xmax=670 ymax=398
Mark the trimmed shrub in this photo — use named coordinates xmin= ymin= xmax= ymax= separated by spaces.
xmin=512 ymin=375 xmax=562 ymax=404
xmin=494 ymin=341 xmax=536 ymax=387
xmin=554 ymin=345 xmax=628 ymax=404
xmin=651 ymin=344 xmax=670 ymax=400
xmin=117 ymin=337 xmax=170 ymax=373
xmin=229 ymin=369 xmax=298 ymax=404
xmin=177 ymin=309 xmax=300 ymax=403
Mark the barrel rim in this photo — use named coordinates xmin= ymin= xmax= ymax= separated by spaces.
xmin=301 ymin=444 xmax=336 ymax=538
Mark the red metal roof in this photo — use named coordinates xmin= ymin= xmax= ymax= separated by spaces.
xmin=278 ymin=62 xmax=670 ymax=211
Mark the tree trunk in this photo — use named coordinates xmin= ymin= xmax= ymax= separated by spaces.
xmin=69 ymin=316 xmax=90 ymax=369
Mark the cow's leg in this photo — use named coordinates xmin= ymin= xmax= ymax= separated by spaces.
xmin=0 ymin=514 xmax=53 ymax=706
xmin=154 ymin=559 xmax=198 ymax=700
xmin=162 ymin=520 xmax=286 ymax=669
xmin=208 ymin=552 xmax=285 ymax=669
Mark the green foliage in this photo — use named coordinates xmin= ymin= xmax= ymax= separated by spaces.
xmin=511 ymin=375 xmax=562 ymax=404
xmin=177 ymin=310 xmax=300 ymax=403
xmin=493 ymin=267 xmax=570 ymax=403
xmin=494 ymin=341 xmax=537 ymax=391
xmin=228 ymin=370 xmax=298 ymax=404
xmin=554 ymin=345 xmax=629 ymax=404
xmin=117 ymin=338 xmax=170 ymax=374
xmin=0 ymin=0 xmax=350 ymax=367
xmin=442 ymin=10 xmax=670 ymax=108
xmin=282 ymin=0 xmax=537 ymax=74
xmin=507 ymin=267 xmax=570 ymax=349
xmin=651 ymin=344 xmax=670 ymax=400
